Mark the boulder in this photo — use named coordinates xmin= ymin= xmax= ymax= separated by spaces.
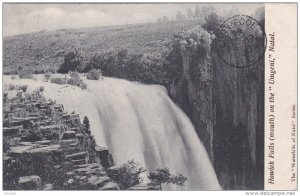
xmin=62 ymin=114 xmax=81 ymax=127
xmin=9 ymin=144 xmax=61 ymax=155
xmin=21 ymin=131 xmax=42 ymax=142
xmin=18 ymin=141 xmax=38 ymax=146
xmin=87 ymin=176 xmax=111 ymax=187
xmin=9 ymin=145 xmax=35 ymax=154
xmin=18 ymin=175 xmax=42 ymax=190
xmin=76 ymin=133 xmax=84 ymax=139
xmin=39 ymin=125 xmax=61 ymax=134
xmin=95 ymin=146 xmax=114 ymax=168
xmin=61 ymin=131 xmax=76 ymax=140
xmin=99 ymin=182 xmax=120 ymax=190
xmin=73 ymin=163 xmax=99 ymax=169
xmin=66 ymin=151 xmax=88 ymax=160
xmin=53 ymin=104 xmax=64 ymax=112
xmin=43 ymin=183 xmax=54 ymax=190
xmin=3 ymin=126 xmax=21 ymax=137
xmin=72 ymin=163 xmax=103 ymax=175
xmin=11 ymin=117 xmax=36 ymax=128
xmin=36 ymin=140 xmax=52 ymax=145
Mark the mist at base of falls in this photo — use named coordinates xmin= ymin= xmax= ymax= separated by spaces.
xmin=4 ymin=75 xmax=221 ymax=190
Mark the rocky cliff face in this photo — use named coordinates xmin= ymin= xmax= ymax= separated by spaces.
xmin=166 ymin=27 xmax=264 ymax=189
xmin=3 ymin=87 xmax=118 ymax=190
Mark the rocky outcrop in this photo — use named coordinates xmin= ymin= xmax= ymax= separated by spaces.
xmin=18 ymin=176 xmax=42 ymax=190
xmin=166 ymin=27 xmax=264 ymax=189
xmin=95 ymin=146 xmax=114 ymax=168
xmin=3 ymin=88 xmax=116 ymax=190
xmin=66 ymin=163 xmax=120 ymax=190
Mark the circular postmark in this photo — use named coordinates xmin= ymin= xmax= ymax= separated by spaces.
xmin=215 ymin=15 xmax=267 ymax=68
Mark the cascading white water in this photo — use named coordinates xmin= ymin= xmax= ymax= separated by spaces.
xmin=4 ymin=75 xmax=221 ymax=190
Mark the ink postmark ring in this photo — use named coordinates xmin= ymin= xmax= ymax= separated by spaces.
xmin=215 ymin=15 xmax=267 ymax=68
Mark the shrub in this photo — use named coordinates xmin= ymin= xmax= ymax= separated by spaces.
xmin=107 ymin=160 xmax=146 ymax=189
xmin=44 ymin=129 xmax=60 ymax=141
xmin=11 ymin=75 xmax=17 ymax=80
xmin=8 ymin=84 xmax=15 ymax=90
xmin=148 ymin=168 xmax=187 ymax=190
xmin=50 ymin=77 xmax=67 ymax=85
xmin=16 ymin=91 xmax=23 ymax=98
xmin=58 ymin=51 xmax=86 ymax=73
xmin=39 ymin=86 xmax=45 ymax=92
xmin=69 ymin=71 xmax=80 ymax=78
xmin=67 ymin=72 xmax=87 ymax=89
xmin=86 ymin=69 xmax=102 ymax=80
xmin=81 ymin=83 xmax=87 ymax=90
xmin=21 ymin=130 xmax=42 ymax=142
xmin=67 ymin=77 xmax=81 ymax=86
xmin=3 ymin=92 xmax=8 ymax=103
xmin=83 ymin=116 xmax=91 ymax=135
xmin=44 ymin=73 xmax=51 ymax=81
xmin=18 ymin=70 xmax=33 ymax=79
xmin=17 ymin=85 xmax=28 ymax=92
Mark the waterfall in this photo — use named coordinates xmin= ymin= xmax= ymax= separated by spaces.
xmin=4 ymin=75 xmax=221 ymax=190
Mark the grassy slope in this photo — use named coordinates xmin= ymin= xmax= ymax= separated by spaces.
xmin=3 ymin=20 xmax=202 ymax=74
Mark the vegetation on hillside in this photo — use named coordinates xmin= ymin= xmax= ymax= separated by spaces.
xmin=3 ymin=20 xmax=201 ymax=74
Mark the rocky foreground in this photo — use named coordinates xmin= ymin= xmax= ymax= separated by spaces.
xmin=3 ymin=85 xmax=157 ymax=190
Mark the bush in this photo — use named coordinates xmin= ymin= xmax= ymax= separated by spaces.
xmin=21 ymin=130 xmax=42 ymax=142
xmin=50 ymin=77 xmax=67 ymax=85
xmin=67 ymin=74 xmax=81 ymax=86
xmin=3 ymin=92 xmax=8 ymax=103
xmin=18 ymin=71 xmax=33 ymax=79
xmin=17 ymin=85 xmax=28 ymax=92
xmin=67 ymin=72 xmax=87 ymax=89
xmin=8 ymin=84 xmax=15 ymax=90
xmin=107 ymin=160 xmax=146 ymax=190
xmin=39 ymin=86 xmax=45 ymax=92
xmin=11 ymin=75 xmax=17 ymax=80
xmin=44 ymin=73 xmax=51 ymax=81
xmin=86 ymin=69 xmax=102 ymax=80
xmin=69 ymin=71 xmax=80 ymax=78
xmin=148 ymin=168 xmax=187 ymax=190
xmin=58 ymin=51 xmax=86 ymax=73
xmin=81 ymin=83 xmax=87 ymax=90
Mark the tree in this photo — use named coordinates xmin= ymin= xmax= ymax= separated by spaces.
xmin=187 ymin=8 xmax=194 ymax=19
xmin=86 ymin=69 xmax=102 ymax=80
xmin=202 ymin=12 xmax=222 ymax=34
xmin=148 ymin=168 xmax=187 ymax=190
xmin=58 ymin=51 xmax=84 ymax=74
xmin=107 ymin=160 xmax=146 ymax=189
xmin=194 ymin=5 xmax=200 ymax=18
xmin=83 ymin=116 xmax=91 ymax=135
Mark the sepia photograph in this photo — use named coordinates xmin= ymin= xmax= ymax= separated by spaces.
xmin=2 ymin=3 xmax=270 ymax=191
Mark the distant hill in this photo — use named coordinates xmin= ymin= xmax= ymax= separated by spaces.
xmin=3 ymin=20 xmax=203 ymax=74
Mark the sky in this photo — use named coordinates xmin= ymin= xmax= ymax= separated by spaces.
xmin=3 ymin=3 xmax=264 ymax=37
